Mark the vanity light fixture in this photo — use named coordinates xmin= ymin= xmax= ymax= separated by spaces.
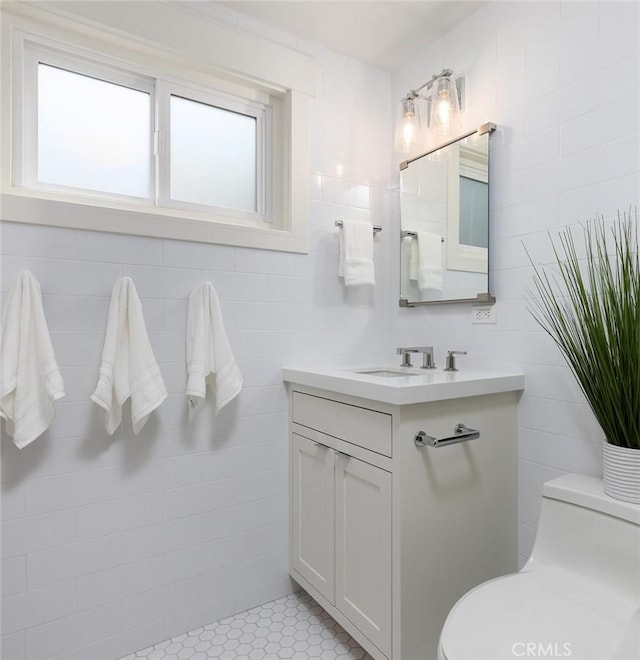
xmin=393 ymin=69 xmax=464 ymax=153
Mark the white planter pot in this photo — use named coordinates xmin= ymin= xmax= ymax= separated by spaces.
xmin=602 ymin=443 xmax=640 ymax=504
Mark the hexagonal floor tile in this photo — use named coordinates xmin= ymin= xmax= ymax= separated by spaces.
xmin=118 ymin=591 xmax=374 ymax=660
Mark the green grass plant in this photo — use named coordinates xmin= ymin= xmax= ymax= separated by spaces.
xmin=527 ymin=210 xmax=639 ymax=450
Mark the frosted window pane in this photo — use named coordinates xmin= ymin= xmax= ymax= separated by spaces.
xmin=37 ymin=64 xmax=151 ymax=198
xmin=170 ymin=96 xmax=257 ymax=212
xmin=459 ymin=176 xmax=488 ymax=249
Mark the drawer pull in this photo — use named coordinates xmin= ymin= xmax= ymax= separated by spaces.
xmin=414 ymin=423 xmax=480 ymax=448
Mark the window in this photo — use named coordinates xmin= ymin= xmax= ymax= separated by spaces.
xmin=36 ymin=63 xmax=152 ymax=199
xmin=446 ymin=139 xmax=489 ymax=274
xmin=20 ymin=41 xmax=270 ymax=224
xmin=2 ymin=4 xmax=313 ymax=252
xmin=459 ymin=176 xmax=488 ymax=249
xmin=169 ymin=95 xmax=258 ymax=213
xmin=158 ymin=84 xmax=269 ymax=221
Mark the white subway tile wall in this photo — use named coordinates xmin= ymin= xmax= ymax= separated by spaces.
xmin=391 ymin=0 xmax=639 ymax=567
xmin=1 ymin=1 xmax=639 ymax=658
xmin=0 ymin=7 xmax=394 ymax=658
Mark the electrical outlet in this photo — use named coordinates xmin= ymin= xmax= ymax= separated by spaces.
xmin=472 ymin=305 xmax=496 ymax=324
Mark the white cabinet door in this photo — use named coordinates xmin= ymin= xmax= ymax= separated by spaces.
xmin=291 ymin=433 xmax=335 ymax=602
xmin=335 ymin=454 xmax=392 ymax=657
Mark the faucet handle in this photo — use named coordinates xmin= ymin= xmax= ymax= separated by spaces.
xmin=444 ymin=350 xmax=467 ymax=372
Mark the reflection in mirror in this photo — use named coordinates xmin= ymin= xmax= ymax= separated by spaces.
xmin=399 ymin=123 xmax=495 ymax=305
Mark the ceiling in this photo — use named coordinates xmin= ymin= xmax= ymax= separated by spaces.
xmin=205 ymin=1 xmax=485 ymax=71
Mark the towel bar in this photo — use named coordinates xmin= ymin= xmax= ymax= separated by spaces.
xmin=414 ymin=423 xmax=480 ymax=448
xmin=402 ymin=230 xmax=445 ymax=242
xmin=335 ymin=220 xmax=382 ymax=234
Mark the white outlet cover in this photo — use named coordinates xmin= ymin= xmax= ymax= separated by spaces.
xmin=472 ymin=305 xmax=496 ymax=324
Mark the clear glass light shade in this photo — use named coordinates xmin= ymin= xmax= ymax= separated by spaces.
xmin=394 ymin=98 xmax=428 ymax=154
xmin=429 ymin=75 xmax=461 ymax=136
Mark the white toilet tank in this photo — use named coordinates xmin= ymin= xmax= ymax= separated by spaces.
xmin=438 ymin=474 xmax=640 ymax=660
xmin=525 ymin=473 xmax=640 ymax=602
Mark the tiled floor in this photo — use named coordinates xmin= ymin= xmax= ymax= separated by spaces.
xmin=120 ymin=590 xmax=374 ymax=660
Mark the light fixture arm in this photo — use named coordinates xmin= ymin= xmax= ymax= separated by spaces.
xmin=399 ymin=68 xmax=463 ymax=110
xmin=401 ymin=69 xmax=454 ymax=102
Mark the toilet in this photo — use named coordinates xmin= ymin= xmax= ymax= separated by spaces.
xmin=438 ymin=474 xmax=640 ymax=660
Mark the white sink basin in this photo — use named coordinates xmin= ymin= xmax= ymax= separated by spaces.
xmin=354 ymin=368 xmax=422 ymax=378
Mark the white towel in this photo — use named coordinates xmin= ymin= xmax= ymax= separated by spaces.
xmin=0 ymin=271 xmax=65 ymax=448
xmin=91 ymin=277 xmax=166 ymax=435
xmin=416 ymin=231 xmax=444 ymax=291
xmin=338 ymin=219 xmax=375 ymax=286
xmin=186 ymin=282 xmax=242 ymax=416
xmin=407 ymin=235 xmax=419 ymax=282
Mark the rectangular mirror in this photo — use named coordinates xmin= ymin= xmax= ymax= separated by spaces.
xmin=399 ymin=122 xmax=496 ymax=306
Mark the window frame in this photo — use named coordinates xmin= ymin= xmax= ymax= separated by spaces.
xmin=1 ymin=3 xmax=313 ymax=253
xmin=446 ymin=142 xmax=489 ymax=274
xmin=157 ymin=81 xmax=271 ymax=224
xmin=20 ymin=38 xmax=273 ymax=225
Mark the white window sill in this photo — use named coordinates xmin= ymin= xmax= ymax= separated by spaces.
xmin=0 ymin=191 xmax=309 ymax=253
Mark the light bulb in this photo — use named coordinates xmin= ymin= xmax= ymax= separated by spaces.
xmin=394 ymin=97 xmax=427 ymax=153
xmin=437 ymin=96 xmax=451 ymax=124
xmin=429 ymin=76 xmax=460 ymax=137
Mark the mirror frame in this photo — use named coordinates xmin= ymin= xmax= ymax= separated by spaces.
xmin=398 ymin=122 xmax=496 ymax=307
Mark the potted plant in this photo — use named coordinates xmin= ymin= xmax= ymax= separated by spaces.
xmin=527 ymin=210 xmax=640 ymax=503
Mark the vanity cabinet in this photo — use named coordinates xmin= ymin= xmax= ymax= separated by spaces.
xmin=285 ymin=372 xmax=524 ymax=660
xmin=290 ymin=396 xmax=392 ymax=657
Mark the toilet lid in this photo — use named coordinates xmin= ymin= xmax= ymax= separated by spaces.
xmin=440 ymin=567 xmax=639 ymax=660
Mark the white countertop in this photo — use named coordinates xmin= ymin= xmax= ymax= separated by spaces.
xmin=282 ymin=365 xmax=525 ymax=406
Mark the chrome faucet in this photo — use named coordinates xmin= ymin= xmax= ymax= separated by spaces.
xmin=396 ymin=346 xmax=436 ymax=369
xmin=421 ymin=347 xmax=436 ymax=369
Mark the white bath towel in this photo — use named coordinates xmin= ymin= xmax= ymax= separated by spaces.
xmin=91 ymin=277 xmax=166 ymax=435
xmin=416 ymin=231 xmax=444 ymax=291
xmin=338 ymin=219 xmax=376 ymax=286
xmin=186 ymin=282 xmax=242 ymax=416
xmin=0 ymin=271 xmax=65 ymax=448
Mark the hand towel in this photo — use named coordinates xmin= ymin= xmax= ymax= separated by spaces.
xmin=186 ymin=282 xmax=242 ymax=416
xmin=416 ymin=231 xmax=444 ymax=291
xmin=0 ymin=271 xmax=65 ymax=448
xmin=91 ymin=277 xmax=166 ymax=435
xmin=407 ymin=235 xmax=419 ymax=282
xmin=338 ymin=219 xmax=375 ymax=286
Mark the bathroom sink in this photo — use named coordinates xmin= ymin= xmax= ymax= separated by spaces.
xmin=354 ymin=368 xmax=422 ymax=378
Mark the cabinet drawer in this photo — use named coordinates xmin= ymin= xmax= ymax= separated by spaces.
xmin=292 ymin=392 xmax=392 ymax=457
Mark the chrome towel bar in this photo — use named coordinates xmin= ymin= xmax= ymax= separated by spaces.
xmin=335 ymin=220 xmax=382 ymax=234
xmin=414 ymin=423 xmax=480 ymax=448
xmin=402 ymin=230 xmax=445 ymax=242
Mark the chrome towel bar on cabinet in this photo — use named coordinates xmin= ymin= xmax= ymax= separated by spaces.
xmin=414 ymin=423 xmax=480 ymax=448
